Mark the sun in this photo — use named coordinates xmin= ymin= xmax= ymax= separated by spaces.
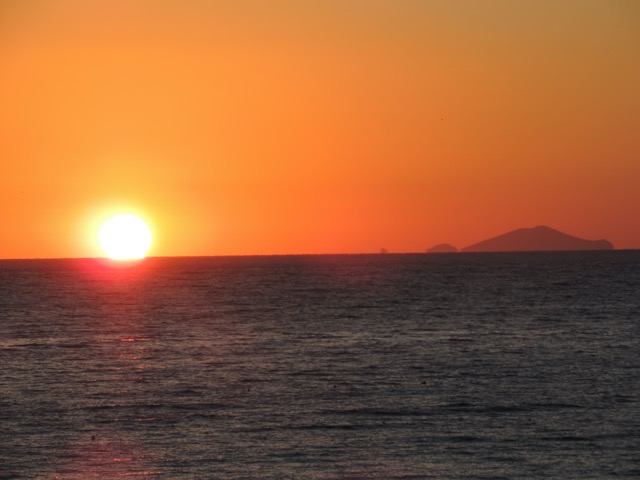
xmin=98 ymin=213 xmax=152 ymax=260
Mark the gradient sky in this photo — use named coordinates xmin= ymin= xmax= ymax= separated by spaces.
xmin=1 ymin=0 xmax=639 ymax=258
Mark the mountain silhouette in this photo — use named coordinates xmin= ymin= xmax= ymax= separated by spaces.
xmin=462 ymin=225 xmax=613 ymax=252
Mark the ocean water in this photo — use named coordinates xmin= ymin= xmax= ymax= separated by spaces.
xmin=0 ymin=251 xmax=638 ymax=479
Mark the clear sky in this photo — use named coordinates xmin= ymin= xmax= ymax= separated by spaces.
xmin=1 ymin=0 xmax=639 ymax=258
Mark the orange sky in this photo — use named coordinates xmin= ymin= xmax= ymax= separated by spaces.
xmin=1 ymin=0 xmax=639 ymax=258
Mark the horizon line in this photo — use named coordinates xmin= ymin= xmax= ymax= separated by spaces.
xmin=2 ymin=248 xmax=639 ymax=262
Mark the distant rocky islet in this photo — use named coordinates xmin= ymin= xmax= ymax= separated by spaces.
xmin=425 ymin=243 xmax=458 ymax=253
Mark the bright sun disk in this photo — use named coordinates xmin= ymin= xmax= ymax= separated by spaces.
xmin=99 ymin=213 xmax=152 ymax=260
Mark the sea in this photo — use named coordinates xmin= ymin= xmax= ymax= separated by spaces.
xmin=0 ymin=251 xmax=638 ymax=479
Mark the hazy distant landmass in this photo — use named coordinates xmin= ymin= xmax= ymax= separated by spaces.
xmin=461 ymin=225 xmax=614 ymax=253
xmin=426 ymin=243 xmax=458 ymax=253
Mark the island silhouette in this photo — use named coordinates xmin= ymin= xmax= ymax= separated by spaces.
xmin=459 ymin=225 xmax=613 ymax=253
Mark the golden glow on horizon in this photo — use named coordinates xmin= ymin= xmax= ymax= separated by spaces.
xmin=98 ymin=214 xmax=152 ymax=260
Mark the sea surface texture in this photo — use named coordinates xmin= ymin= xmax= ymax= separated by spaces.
xmin=0 ymin=252 xmax=639 ymax=479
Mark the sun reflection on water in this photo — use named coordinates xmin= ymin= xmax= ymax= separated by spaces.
xmin=50 ymin=264 xmax=165 ymax=477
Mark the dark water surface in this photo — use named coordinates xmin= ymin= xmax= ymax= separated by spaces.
xmin=1 ymin=252 xmax=639 ymax=478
